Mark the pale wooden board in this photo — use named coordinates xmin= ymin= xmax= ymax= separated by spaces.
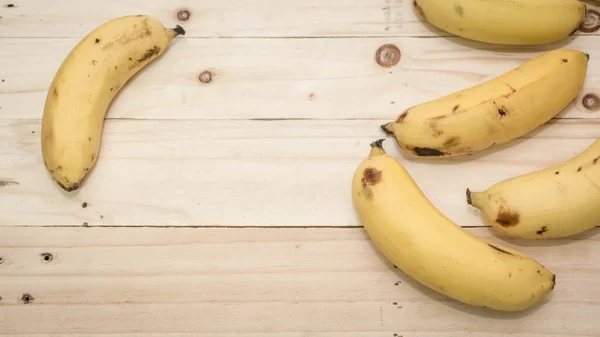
xmin=1 ymin=118 xmax=599 ymax=227
xmin=1 ymin=0 xmax=600 ymax=38
xmin=2 ymin=36 xmax=600 ymax=121
xmin=0 ymin=227 xmax=599 ymax=336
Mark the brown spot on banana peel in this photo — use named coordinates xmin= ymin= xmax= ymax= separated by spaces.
xmin=137 ymin=46 xmax=160 ymax=62
xmin=413 ymin=147 xmax=446 ymax=157
xmin=443 ymin=136 xmax=460 ymax=148
xmin=454 ymin=3 xmax=463 ymax=16
xmin=52 ymin=88 xmax=58 ymax=98
xmin=429 ymin=122 xmax=443 ymax=137
xmin=536 ymin=226 xmax=548 ymax=236
xmin=452 ymin=104 xmax=459 ymax=113
xmin=362 ymin=168 xmax=382 ymax=187
xmin=487 ymin=243 xmax=513 ymax=256
xmin=396 ymin=111 xmax=408 ymax=123
xmin=496 ymin=205 xmax=519 ymax=227
xmin=361 ymin=167 xmax=382 ymax=200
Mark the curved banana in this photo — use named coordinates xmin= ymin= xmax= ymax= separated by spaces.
xmin=41 ymin=15 xmax=185 ymax=191
xmin=381 ymin=49 xmax=588 ymax=158
xmin=413 ymin=0 xmax=586 ymax=45
xmin=352 ymin=139 xmax=555 ymax=311
xmin=468 ymin=139 xmax=600 ymax=239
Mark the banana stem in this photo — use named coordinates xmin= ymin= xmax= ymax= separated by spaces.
xmin=369 ymin=139 xmax=387 ymax=157
xmin=168 ymin=25 xmax=186 ymax=39
xmin=466 ymin=188 xmax=483 ymax=208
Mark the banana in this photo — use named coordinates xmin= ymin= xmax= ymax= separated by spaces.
xmin=352 ymin=139 xmax=555 ymax=311
xmin=41 ymin=15 xmax=185 ymax=191
xmin=413 ymin=0 xmax=586 ymax=45
xmin=468 ymin=139 xmax=600 ymax=239
xmin=381 ymin=49 xmax=588 ymax=158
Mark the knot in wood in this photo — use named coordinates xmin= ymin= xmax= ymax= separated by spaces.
xmin=583 ymin=93 xmax=600 ymax=111
xmin=199 ymin=71 xmax=213 ymax=83
xmin=580 ymin=9 xmax=600 ymax=33
xmin=375 ymin=44 xmax=401 ymax=68
xmin=177 ymin=9 xmax=191 ymax=22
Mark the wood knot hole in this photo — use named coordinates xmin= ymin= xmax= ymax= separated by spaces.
xmin=198 ymin=71 xmax=212 ymax=83
xmin=21 ymin=293 xmax=34 ymax=304
xmin=580 ymin=9 xmax=600 ymax=33
xmin=375 ymin=44 xmax=401 ymax=68
xmin=176 ymin=9 xmax=191 ymax=21
xmin=582 ymin=93 xmax=600 ymax=111
xmin=0 ymin=256 xmax=3 ymax=264
xmin=40 ymin=253 xmax=53 ymax=263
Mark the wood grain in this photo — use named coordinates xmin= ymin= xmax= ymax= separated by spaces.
xmin=1 ymin=0 xmax=600 ymax=39
xmin=2 ymin=36 xmax=600 ymax=121
xmin=1 ymin=118 xmax=599 ymax=227
xmin=0 ymin=227 xmax=599 ymax=336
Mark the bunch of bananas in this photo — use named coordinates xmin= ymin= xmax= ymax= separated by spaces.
xmin=352 ymin=0 xmax=600 ymax=313
xmin=38 ymin=0 xmax=598 ymax=314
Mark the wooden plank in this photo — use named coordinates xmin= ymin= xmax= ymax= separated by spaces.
xmin=0 ymin=227 xmax=599 ymax=336
xmin=1 ymin=118 xmax=599 ymax=227
xmin=1 ymin=36 xmax=600 ymax=121
xmin=1 ymin=0 xmax=600 ymax=38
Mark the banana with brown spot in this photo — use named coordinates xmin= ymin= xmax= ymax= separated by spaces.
xmin=381 ymin=49 xmax=588 ymax=158
xmin=468 ymin=139 xmax=600 ymax=239
xmin=352 ymin=139 xmax=555 ymax=312
xmin=41 ymin=15 xmax=185 ymax=191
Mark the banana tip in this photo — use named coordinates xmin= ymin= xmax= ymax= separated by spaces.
xmin=380 ymin=123 xmax=394 ymax=136
xmin=57 ymin=181 xmax=80 ymax=192
xmin=466 ymin=188 xmax=472 ymax=205
xmin=173 ymin=25 xmax=186 ymax=36
xmin=551 ymin=274 xmax=556 ymax=290
xmin=585 ymin=53 xmax=590 ymax=61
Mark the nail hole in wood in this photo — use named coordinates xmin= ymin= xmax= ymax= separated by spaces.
xmin=582 ymin=93 xmax=600 ymax=111
xmin=0 ymin=257 xmax=3 ymax=264
xmin=20 ymin=293 xmax=33 ymax=304
xmin=375 ymin=44 xmax=401 ymax=68
xmin=198 ymin=71 xmax=212 ymax=83
xmin=5 ymin=4 xmax=14 ymax=8
xmin=176 ymin=8 xmax=191 ymax=21
xmin=82 ymin=202 xmax=88 ymax=208
xmin=40 ymin=253 xmax=53 ymax=263
xmin=580 ymin=9 xmax=600 ymax=33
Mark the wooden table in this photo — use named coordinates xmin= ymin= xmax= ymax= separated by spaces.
xmin=1 ymin=0 xmax=600 ymax=335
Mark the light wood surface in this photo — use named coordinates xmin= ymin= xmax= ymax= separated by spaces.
xmin=3 ymin=36 xmax=600 ymax=121
xmin=2 ymin=0 xmax=600 ymax=335
xmin=1 ymin=227 xmax=599 ymax=336
xmin=3 ymin=0 xmax=599 ymax=38
xmin=1 ymin=118 xmax=600 ymax=227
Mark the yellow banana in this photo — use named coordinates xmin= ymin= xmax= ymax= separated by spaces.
xmin=413 ymin=0 xmax=586 ymax=45
xmin=468 ymin=139 xmax=600 ymax=239
xmin=382 ymin=49 xmax=588 ymax=158
xmin=352 ymin=139 xmax=555 ymax=311
xmin=41 ymin=15 xmax=185 ymax=191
